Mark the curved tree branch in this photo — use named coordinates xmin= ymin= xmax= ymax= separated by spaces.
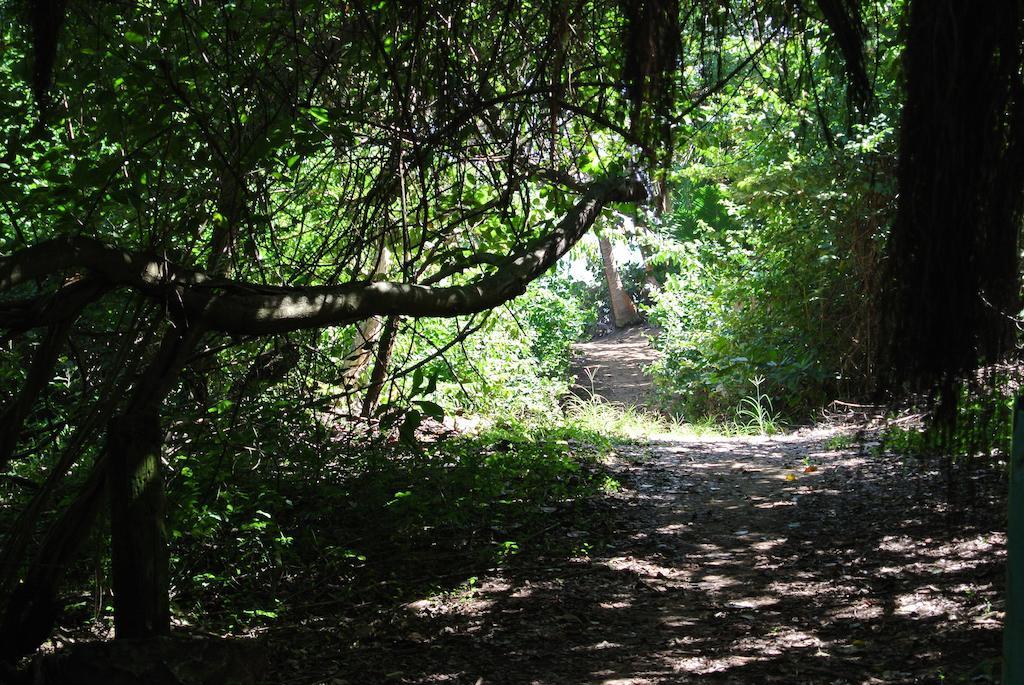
xmin=0 ymin=176 xmax=646 ymax=335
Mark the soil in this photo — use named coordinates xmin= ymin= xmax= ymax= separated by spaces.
xmin=570 ymin=325 xmax=661 ymax=408
xmin=261 ymin=331 xmax=1006 ymax=684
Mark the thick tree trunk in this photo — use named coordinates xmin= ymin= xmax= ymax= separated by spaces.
xmin=598 ymin=232 xmax=641 ymax=328
xmin=1006 ymin=396 xmax=1024 ymax=683
xmin=880 ymin=0 xmax=1024 ymax=400
xmin=0 ymin=324 xmax=201 ymax=658
xmin=0 ymin=316 xmax=152 ymax=662
xmin=107 ymin=408 xmax=169 ymax=638
xmin=104 ymin=326 xmax=202 ymax=639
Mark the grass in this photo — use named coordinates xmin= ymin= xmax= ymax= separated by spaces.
xmin=561 ymin=392 xmax=792 ymax=441
xmin=824 ymin=433 xmax=857 ymax=450
xmin=553 ymin=375 xmax=787 ymax=440
xmin=561 ymin=392 xmax=704 ymax=441
xmin=734 ymin=376 xmax=783 ymax=435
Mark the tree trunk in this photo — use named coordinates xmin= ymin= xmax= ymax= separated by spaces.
xmin=340 ymin=317 xmax=383 ymax=384
xmin=598 ymin=232 xmax=641 ymax=328
xmin=104 ymin=326 xmax=203 ymax=639
xmin=107 ymin=408 xmax=169 ymax=638
xmin=339 ymin=247 xmax=392 ymax=396
xmin=637 ymin=242 xmax=661 ymax=296
xmin=361 ymin=315 xmax=400 ymax=418
xmin=1005 ymin=397 xmax=1024 ymax=683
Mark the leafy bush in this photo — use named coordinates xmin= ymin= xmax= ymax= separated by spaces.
xmin=400 ymin=273 xmax=596 ymax=422
xmin=646 ymin=109 xmax=896 ymax=422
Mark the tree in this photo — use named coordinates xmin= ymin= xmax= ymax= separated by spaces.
xmin=0 ymin=0 xmax=659 ymax=657
xmin=597 ymin=226 xmax=642 ymax=328
xmin=4 ymin=0 xmax=1016 ymax=667
xmin=876 ymin=3 xmax=1024 ymax=682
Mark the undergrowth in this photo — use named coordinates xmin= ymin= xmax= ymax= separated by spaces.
xmin=65 ymin=395 xmax=761 ymax=638
xmin=162 ymin=406 xmax=635 ymax=633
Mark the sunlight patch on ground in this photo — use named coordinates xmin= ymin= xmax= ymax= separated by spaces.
xmin=750 ymin=537 xmax=786 ymax=551
xmin=599 ymin=599 xmax=634 ymax=610
xmin=672 ymin=654 xmax=759 ymax=674
xmin=586 ymin=639 xmax=625 ymax=651
xmin=726 ymin=596 xmax=780 ymax=610
xmin=419 ymin=674 xmax=463 ymax=683
xmin=732 ymin=629 xmax=822 ymax=656
xmin=660 ymin=614 xmax=699 ymax=629
xmin=752 ymin=499 xmax=796 ymax=509
xmin=767 ymin=579 xmax=848 ymax=598
xmin=877 ymin=532 xmax=1006 ymax=579
xmin=696 ymin=574 xmax=743 ymax=591
xmin=878 ymin=535 xmax=920 ymax=553
xmin=828 ymin=601 xmax=884 ymax=621
xmin=603 ymin=556 xmax=684 ymax=581
xmin=894 ymin=591 xmax=961 ymax=619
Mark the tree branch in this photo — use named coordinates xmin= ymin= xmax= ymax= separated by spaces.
xmin=0 ymin=176 xmax=645 ymax=335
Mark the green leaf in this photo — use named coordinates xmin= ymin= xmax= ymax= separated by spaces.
xmin=414 ymin=400 xmax=445 ymax=421
xmin=307 ymin=107 xmax=330 ymax=124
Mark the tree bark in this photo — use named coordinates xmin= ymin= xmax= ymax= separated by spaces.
xmin=361 ymin=315 xmax=400 ymax=418
xmin=107 ymin=408 xmax=169 ymax=638
xmin=598 ymin=232 xmax=641 ymax=328
xmin=104 ymin=325 xmax=204 ymax=639
xmin=341 ymin=316 xmax=383 ymax=384
xmin=339 ymin=246 xmax=392 ymax=394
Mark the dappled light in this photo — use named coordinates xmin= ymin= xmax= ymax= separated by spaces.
xmin=255 ymin=431 xmax=1004 ymax=683
xmin=0 ymin=0 xmax=1020 ymax=683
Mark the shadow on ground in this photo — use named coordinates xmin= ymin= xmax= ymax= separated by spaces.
xmin=260 ymin=432 xmax=1006 ymax=684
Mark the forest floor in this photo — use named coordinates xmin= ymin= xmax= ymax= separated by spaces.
xmin=263 ymin=328 xmax=1006 ymax=684
xmin=570 ymin=325 xmax=661 ymax=408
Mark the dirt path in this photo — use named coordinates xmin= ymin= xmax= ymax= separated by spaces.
xmin=571 ymin=325 xmax=660 ymax=408
xmin=265 ymin=336 xmax=1006 ymax=684
xmin=269 ymin=432 xmax=1004 ymax=684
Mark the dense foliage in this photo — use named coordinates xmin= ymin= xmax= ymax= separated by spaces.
xmin=0 ymin=0 xmax=1021 ymax=673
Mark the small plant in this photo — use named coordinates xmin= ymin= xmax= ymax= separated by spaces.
xmin=601 ymin=474 xmax=622 ymax=493
xmin=735 ymin=376 xmax=781 ymax=435
xmin=495 ymin=540 xmax=520 ymax=562
xmin=824 ymin=434 xmax=855 ymax=450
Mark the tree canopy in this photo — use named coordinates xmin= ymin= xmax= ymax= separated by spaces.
xmin=1 ymin=0 xmax=1022 ymax=669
